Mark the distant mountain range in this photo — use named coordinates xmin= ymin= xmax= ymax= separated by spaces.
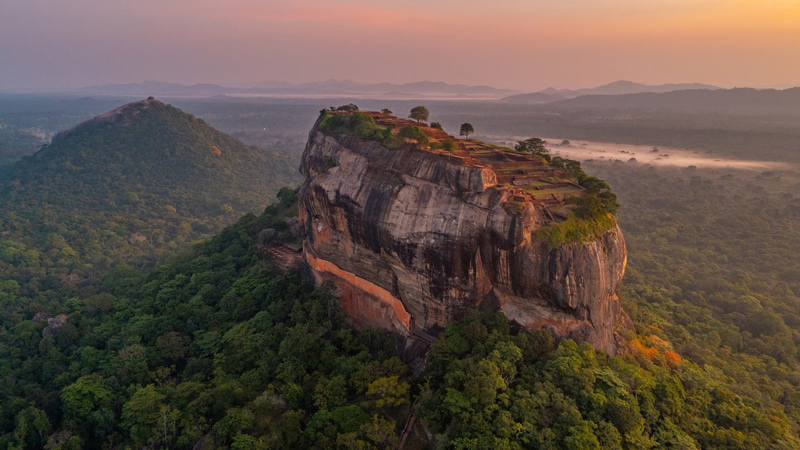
xmin=546 ymin=87 xmax=800 ymax=115
xmin=77 ymin=80 xmax=519 ymax=99
xmin=501 ymin=81 xmax=720 ymax=103
xmin=74 ymin=80 xmax=800 ymax=114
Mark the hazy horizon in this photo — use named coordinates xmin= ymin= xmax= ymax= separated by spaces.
xmin=4 ymin=78 xmax=800 ymax=97
xmin=2 ymin=0 xmax=800 ymax=92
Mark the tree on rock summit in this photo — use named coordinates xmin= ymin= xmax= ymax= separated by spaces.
xmin=459 ymin=123 xmax=474 ymax=139
xmin=409 ymin=106 xmax=430 ymax=123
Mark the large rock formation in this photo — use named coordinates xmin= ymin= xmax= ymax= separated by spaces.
xmin=299 ymin=111 xmax=628 ymax=354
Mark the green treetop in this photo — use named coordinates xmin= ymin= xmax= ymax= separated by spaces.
xmin=515 ymin=137 xmax=548 ymax=155
xmin=459 ymin=123 xmax=474 ymax=139
xmin=408 ymin=106 xmax=430 ymax=123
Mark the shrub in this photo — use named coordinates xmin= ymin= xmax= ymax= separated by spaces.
xmin=578 ymin=177 xmax=618 ymax=214
xmin=515 ymin=137 xmax=548 ymax=154
xmin=533 ymin=213 xmax=617 ymax=248
xmin=574 ymin=193 xmax=606 ymax=219
xmin=550 ymin=156 xmax=587 ymax=181
xmin=396 ymin=126 xmax=429 ymax=145
xmin=319 ymin=111 xmax=391 ymax=145
xmin=442 ymin=139 xmax=457 ymax=152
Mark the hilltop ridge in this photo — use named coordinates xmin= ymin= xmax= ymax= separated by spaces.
xmin=51 ymin=97 xmax=165 ymax=143
xmin=502 ymin=80 xmax=720 ymax=103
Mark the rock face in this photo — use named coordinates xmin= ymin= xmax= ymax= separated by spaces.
xmin=299 ymin=112 xmax=628 ymax=354
xmin=40 ymin=314 xmax=69 ymax=337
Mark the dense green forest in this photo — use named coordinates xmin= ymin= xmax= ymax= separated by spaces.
xmin=0 ymin=191 xmax=410 ymax=449
xmin=3 ymin=189 xmax=795 ymax=449
xmin=591 ymin=163 xmax=800 ymax=438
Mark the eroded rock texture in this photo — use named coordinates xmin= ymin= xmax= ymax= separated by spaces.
xmin=299 ymin=116 xmax=629 ymax=354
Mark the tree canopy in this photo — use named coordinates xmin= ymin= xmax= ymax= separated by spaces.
xmin=442 ymin=139 xmax=457 ymax=152
xmin=408 ymin=106 xmax=430 ymax=123
xmin=417 ymin=310 xmax=793 ymax=449
xmin=459 ymin=123 xmax=474 ymax=139
xmin=515 ymin=137 xmax=548 ymax=154
xmin=396 ymin=125 xmax=429 ymax=145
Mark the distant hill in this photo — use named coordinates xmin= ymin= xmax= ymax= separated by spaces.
xmin=502 ymin=80 xmax=719 ymax=103
xmin=78 ymin=79 xmax=518 ymax=99
xmin=0 ymin=98 xmax=300 ymax=273
xmin=498 ymin=91 xmax=567 ymax=103
xmin=548 ymin=87 xmax=800 ymax=115
xmin=562 ymin=80 xmax=720 ymax=97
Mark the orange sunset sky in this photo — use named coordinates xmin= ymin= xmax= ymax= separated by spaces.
xmin=1 ymin=0 xmax=799 ymax=91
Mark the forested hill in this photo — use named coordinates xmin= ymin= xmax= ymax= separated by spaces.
xmin=0 ymin=98 xmax=299 ymax=268
xmin=3 ymin=98 xmax=298 ymax=220
xmin=0 ymin=98 xmax=299 ymax=325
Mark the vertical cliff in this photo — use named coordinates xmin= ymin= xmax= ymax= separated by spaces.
xmin=299 ymin=110 xmax=629 ymax=354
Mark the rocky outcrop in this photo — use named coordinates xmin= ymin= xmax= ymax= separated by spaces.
xmin=36 ymin=313 xmax=69 ymax=337
xmin=299 ymin=112 xmax=629 ymax=354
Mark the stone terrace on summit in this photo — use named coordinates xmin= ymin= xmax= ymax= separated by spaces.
xmin=364 ymin=110 xmax=586 ymax=215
